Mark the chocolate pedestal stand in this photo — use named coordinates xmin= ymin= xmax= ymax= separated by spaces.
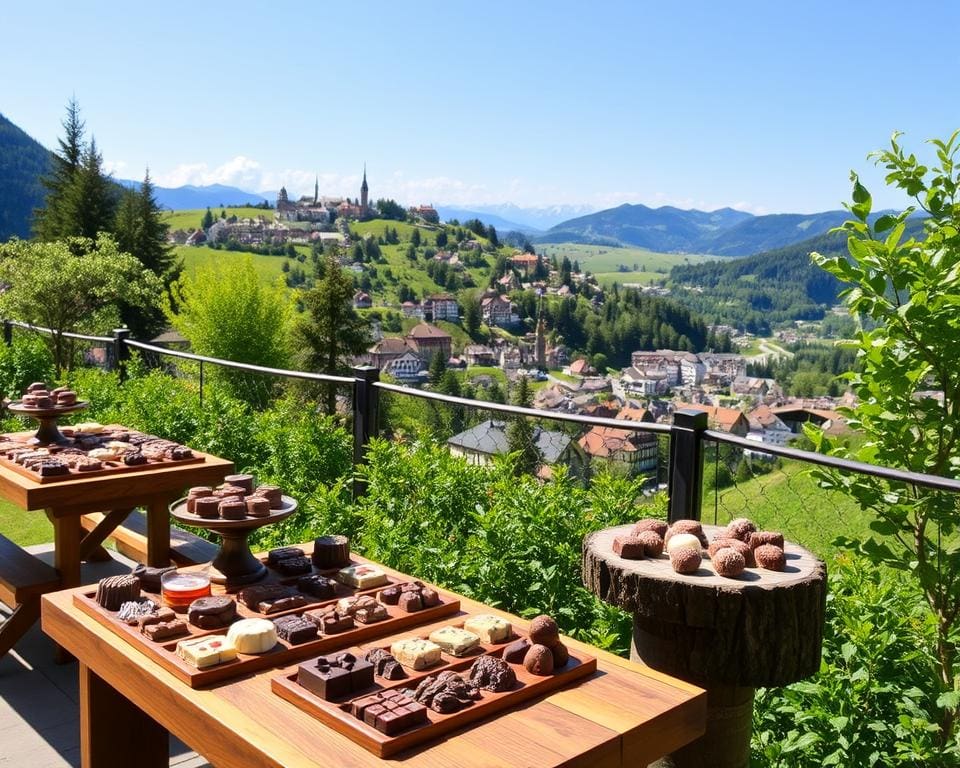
xmin=169 ymin=496 xmax=297 ymax=587
xmin=6 ymin=400 xmax=89 ymax=445
xmin=583 ymin=523 xmax=826 ymax=768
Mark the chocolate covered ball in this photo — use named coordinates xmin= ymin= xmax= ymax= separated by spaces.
xmin=635 ymin=530 xmax=664 ymax=557
xmin=665 ymin=532 xmax=702 ymax=555
xmin=669 ymin=547 xmax=702 ymax=574
xmin=666 ymin=519 xmax=708 ymax=547
xmin=630 ymin=518 xmax=668 ymax=538
xmin=754 ymin=544 xmax=786 ymax=571
xmin=724 ymin=517 xmax=757 ymax=543
xmin=523 ymin=643 xmax=555 ymax=676
xmin=708 ymin=537 xmax=755 ymax=567
xmin=750 ymin=531 xmax=784 ymax=550
xmin=549 ymin=640 xmax=570 ymax=668
xmin=712 ymin=547 xmax=746 ymax=578
xmin=528 ymin=615 xmax=560 ymax=646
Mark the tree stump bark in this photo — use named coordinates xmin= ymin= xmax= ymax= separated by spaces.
xmin=583 ymin=523 xmax=826 ymax=768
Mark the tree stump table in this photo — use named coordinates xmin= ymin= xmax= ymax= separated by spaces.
xmin=583 ymin=523 xmax=826 ymax=768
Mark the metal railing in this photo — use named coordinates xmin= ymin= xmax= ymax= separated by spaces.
xmin=3 ymin=319 xmax=958 ymax=519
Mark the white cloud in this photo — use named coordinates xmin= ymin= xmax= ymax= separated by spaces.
xmin=103 ymin=159 xmax=128 ymax=176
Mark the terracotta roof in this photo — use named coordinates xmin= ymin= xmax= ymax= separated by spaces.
xmin=370 ymin=337 xmax=410 ymax=355
xmin=676 ymin=402 xmax=747 ymax=431
xmin=511 ymin=253 xmax=539 ymax=263
xmin=406 ymin=323 xmax=451 ymax=340
xmin=617 ymin=406 xmax=653 ymax=424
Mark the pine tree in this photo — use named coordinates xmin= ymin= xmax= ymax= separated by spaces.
xmin=428 ymin=349 xmax=447 ymax=385
xmin=463 ymin=294 xmax=482 ymax=337
xmin=34 ymin=98 xmax=86 ymax=240
xmin=292 ymin=254 xmax=371 ymax=413
xmin=62 ymin=137 xmax=116 ymax=239
xmin=202 ymin=207 xmax=215 ymax=229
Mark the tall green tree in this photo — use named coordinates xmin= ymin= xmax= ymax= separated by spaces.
xmin=463 ymin=293 xmax=482 ymax=337
xmin=115 ymin=169 xmax=181 ymax=338
xmin=810 ymin=130 xmax=960 ymax=746
xmin=62 ymin=137 xmax=116 ymax=239
xmin=34 ymin=98 xmax=85 ymax=240
xmin=506 ymin=375 xmax=540 ymax=476
xmin=428 ymin=348 xmax=447 ymax=385
xmin=291 ymin=254 xmax=371 ymax=414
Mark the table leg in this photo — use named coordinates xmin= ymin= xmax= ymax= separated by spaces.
xmin=145 ymin=498 xmax=171 ymax=567
xmin=78 ymin=508 xmax=133 ymax=562
xmin=47 ymin=510 xmax=81 ymax=589
xmin=79 ymin=663 xmax=168 ymax=768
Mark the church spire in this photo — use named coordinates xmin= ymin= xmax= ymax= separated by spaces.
xmin=360 ymin=163 xmax=369 ymax=215
xmin=314 ymin=174 xmax=318 ymax=205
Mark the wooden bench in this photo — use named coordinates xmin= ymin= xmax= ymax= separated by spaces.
xmin=0 ymin=533 xmax=62 ymax=656
xmin=80 ymin=510 xmax=218 ymax=567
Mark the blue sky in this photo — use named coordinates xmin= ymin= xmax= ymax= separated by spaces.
xmin=2 ymin=1 xmax=958 ymax=213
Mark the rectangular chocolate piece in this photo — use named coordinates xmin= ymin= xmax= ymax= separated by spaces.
xmin=257 ymin=594 xmax=310 ymax=615
xmin=238 ymin=584 xmax=297 ymax=611
xmin=296 ymin=574 xmax=337 ymax=600
xmin=273 ymin=615 xmax=318 ymax=645
xmin=273 ymin=556 xmax=312 ymax=576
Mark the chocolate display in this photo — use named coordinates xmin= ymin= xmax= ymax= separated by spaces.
xmin=296 ymin=574 xmax=337 ymax=600
xmin=463 ymin=614 xmax=512 ymax=644
xmin=227 ymin=618 xmax=278 ymax=654
xmin=712 ymin=547 xmax=746 ymax=578
xmin=349 ymin=690 xmax=428 ymax=735
xmin=267 ymin=547 xmax=305 ymax=566
xmin=707 ymin=537 xmax=755 ymax=567
xmin=272 ymin=555 xmax=312 ymax=576
xmin=273 ymin=614 xmax=319 ymax=644
xmin=311 ymin=534 xmax=351 ymax=569
xmin=379 ymin=581 xmax=440 ymax=612
xmin=297 ymin=652 xmax=374 ymax=700
xmin=390 ymin=638 xmax=442 ymax=670
xmin=670 ymin=547 xmax=702 ymax=574
xmin=407 ymin=670 xmax=481 ymax=713
xmin=469 ymin=656 xmax=517 ymax=692
xmin=428 ymin=626 xmax=481 ymax=657
xmin=176 ymin=635 xmax=237 ymax=669
xmin=754 ymin=543 xmax=786 ymax=571
xmin=303 ymin=606 xmax=354 ymax=634
xmin=187 ymin=596 xmax=237 ymax=629
xmin=95 ymin=574 xmax=141 ymax=611
xmin=522 ymin=644 xmax=554 ymax=676
xmin=364 ymin=648 xmax=407 ymax=680
xmin=336 ymin=595 xmax=387 ymax=624
xmin=612 ymin=535 xmax=645 ymax=559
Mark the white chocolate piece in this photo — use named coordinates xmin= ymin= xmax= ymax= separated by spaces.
xmin=665 ymin=533 xmax=702 ymax=554
xmin=336 ymin=564 xmax=388 ymax=589
xmin=74 ymin=422 xmax=104 ymax=434
xmin=428 ymin=626 xmax=481 ymax=657
xmin=176 ymin=635 xmax=237 ymax=668
xmin=87 ymin=448 xmax=120 ymax=461
xmin=463 ymin=614 xmax=512 ymax=644
xmin=390 ymin=638 xmax=442 ymax=670
xmin=226 ymin=618 xmax=277 ymax=654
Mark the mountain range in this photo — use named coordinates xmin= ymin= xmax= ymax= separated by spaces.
xmin=0 ymin=111 xmax=857 ymax=255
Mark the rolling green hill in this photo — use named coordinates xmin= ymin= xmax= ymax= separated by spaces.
xmin=534 ymin=243 xmax=718 ymax=287
xmin=0 ymin=113 xmax=50 ymax=240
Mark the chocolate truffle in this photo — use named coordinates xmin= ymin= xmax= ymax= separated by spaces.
xmin=469 ymin=655 xmax=517 ymax=692
xmin=709 ymin=537 xmax=755 ymax=566
xmin=754 ymin=544 xmax=786 ymax=571
xmin=612 ymin=535 xmax=645 ymax=559
xmin=750 ymin=531 xmax=784 ymax=550
xmin=378 ymin=585 xmax=401 ymax=605
xmin=523 ymin=643 xmax=555 ymax=675
xmin=550 ymin=640 xmax=570 ymax=668
xmin=725 ymin=517 xmax=757 ymax=543
xmin=365 ymin=648 xmax=407 ymax=680
xmin=630 ymin=518 xmax=669 ymax=538
xmin=635 ymin=530 xmax=664 ymax=557
xmin=666 ymin=519 xmax=708 ymax=547
xmin=669 ymin=547 xmax=702 ymax=574
xmin=398 ymin=591 xmax=423 ymax=613
xmin=712 ymin=547 xmax=746 ymax=578
xmin=528 ymin=615 xmax=560 ymax=646
xmin=502 ymin=637 xmax=531 ymax=664
xmin=665 ymin=532 xmax=702 ymax=555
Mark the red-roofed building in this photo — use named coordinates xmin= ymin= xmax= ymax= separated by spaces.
xmin=405 ymin=322 xmax=452 ymax=361
xmin=578 ymin=406 xmax=658 ymax=478
xmin=510 ymin=252 xmax=540 ymax=277
xmin=675 ymin=403 xmax=750 ymax=436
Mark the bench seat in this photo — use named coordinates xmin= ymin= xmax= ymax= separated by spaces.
xmin=0 ymin=533 xmax=62 ymax=656
xmin=80 ymin=510 xmax=218 ymax=567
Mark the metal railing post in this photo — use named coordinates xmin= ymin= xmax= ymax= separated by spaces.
xmin=351 ymin=365 xmax=380 ymax=500
xmin=112 ymin=328 xmax=131 ymax=382
xmin=668 ymin=409 xmax=708 ymax=523
xmin=2 ymin=321 xmax=11 ymax=347
xmin=199 ymin=360 xmax=205 ymax=408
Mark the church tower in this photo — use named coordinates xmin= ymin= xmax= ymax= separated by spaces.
xmin=314 ymin=175 xmax=319 ymax=205
xmin=360 ymin=164 xmax=369 ymax=215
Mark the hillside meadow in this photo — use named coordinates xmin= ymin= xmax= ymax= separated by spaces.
xmin=534 ymin=243 xmax=718 ymax=287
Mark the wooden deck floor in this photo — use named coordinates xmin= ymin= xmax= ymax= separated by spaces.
xmin=0 ymin=545 xmax=210 ymax=768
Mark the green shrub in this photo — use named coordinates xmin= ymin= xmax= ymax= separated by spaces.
xmin=0 ymin=335 xmax=55 ymax=398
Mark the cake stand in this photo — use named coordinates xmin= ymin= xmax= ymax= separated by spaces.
xmin=169 ymin=495 xmax=298 ymax=586
xmin=6 ymin=400 xmax=90 ymax=445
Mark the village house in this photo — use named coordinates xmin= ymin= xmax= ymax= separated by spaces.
xmin=675 ymin=402 xmax=751 ymax=436
xmin=410 ymin=205 xmax=440 ymax=223
xmin=405 ymin=322 xmax=452 ymax=362
xmin=481 ymin=294 xmax=515 ymax=327
xmin=423 ymin=293 xmax=459 ymax=322
xmin=400 ymin=301 xmax=423 ymax=319
xmin=499 ymin=346 xmax=523 ymax=372
xmin=353 ymin=291 xmax=372 ymax=309
xmin=731 ymin=376 xmax=781 ymax=402
xmin=577 ymin=406 xmax=659 ymax=479
xmin=699 ymin=353 xmax=748 ymax=384
xmin=510 ymin=252 xmax=540 ymax=277
xmin=746 ymin=404 xmax=793 ymax=446
xmin=382 ymin=351 xmax=426 ymax=383
xmin=616 ymin=367 xmax=672 ymax=397
xmin=566 ymin=359 xmax=596 ymax=377
xmin=545 ymin=344 xmax=570 ymax=369
xmin=447 ymin=420 xmax=589 ymax=480
xmin=464 ymin=345 xmax=496 ymax=367
xmin=367 ymin=337 xmax=410 ymax=369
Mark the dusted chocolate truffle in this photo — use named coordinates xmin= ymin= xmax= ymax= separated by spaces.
xmin=469 ymin=655 xmax=517 ymax=692
xmin=549 ymin=640 xmax=570 ymax=668
xmin=630 ymin=518 xmax=668 ymax=538
xmin=725 ymin=517 xmax=757 ymax=543
xmin=523 ymin=643 xmax=554 ymax=676
xmin=665 ymin=532 xmax=702 ymax=555
xmin=612 ymin=535 xmax=645 ymax=559
xmin=750 ymin=531 xmax=784 ymax=550
xmin=635 ymin=530 xmax=664 ymax=557
xmin=666 ymin=519 xmax=708 ymax=547
xmin=754 ymin=544 xmax=786 ymax=571
xmin=502 ymin=637 xmax=531 ymax=664
xmin=528 ymin=614 xmax=560 ymax=646
xmin=669 ymin=547 xmax=702 ymax=574
xmin=712 ymin=547 xmax=746 ymax=578
xmin=708 ymin=537 xmax=755 ymax=566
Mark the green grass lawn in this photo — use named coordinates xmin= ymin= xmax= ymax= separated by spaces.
xmin=702 ymin=459 xmax=872 ymax=559
xmin=0 ymin=498 xmax=53 ymax=547
xmin=535 ymin=243 xmax=717 ymax=275
xmin=176 ymin=245 xmax=288 ymax=283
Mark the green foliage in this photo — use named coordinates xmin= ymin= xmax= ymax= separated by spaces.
xmin=810 ymin=130 xmax=960 ymax=744
xmin=0 ymin=112 xmax=49 ymax=241
xmin=0 ymin=234 xmax=163 ymax=373
xmin=753 ymin=557 xmax=954 ymax=766
xmin=169 ymin=256 xmax=292 ymax=406
xmin=0 ymin=335 xmax=55 ymax=398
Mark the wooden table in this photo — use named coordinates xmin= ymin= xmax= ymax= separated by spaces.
xmin=42 ymin=551 xmax=707 ymax=768
xmin=583 ymin=523 xmax=826 ymax=768
xmin=0 ymin=438 xmax=232 ymax=657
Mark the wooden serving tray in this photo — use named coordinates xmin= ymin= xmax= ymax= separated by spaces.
xmin=0 ymin=452 xmax=206 ymax=483
xmin=73 ymin=560 xmax=460 ymax=688
xmin=271 ymin=616 xmax=597 ymax=757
